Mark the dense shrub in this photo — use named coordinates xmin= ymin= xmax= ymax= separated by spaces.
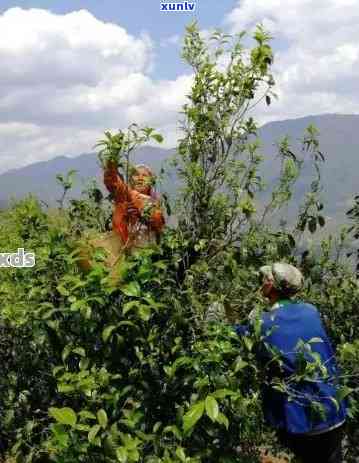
xmin=0 ymin=23 xmax=358 ymax=463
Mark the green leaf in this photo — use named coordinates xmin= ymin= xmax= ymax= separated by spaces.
xmin=57 ymin=285 xmax=70 ymax=296
xmin=176 ymin=447 xmax=186 ymax=462
xmin=121 ymin=281 xmax=141 ymax=297
xmin=183 ymin=401 xmax=204 ymax=433
xmin=76 ymin=424 xmax=91 ymax=432
xmin=337 ymin=386 xmax=354 ymax=402
xmin=41 ymin=309 xmax=59 ymax=320
xmin=163 ymin=425 xmax=182 ymax=440
xmin=153 ymin=421 xmax=162 ymax=433
xmin=97 ymin=409 xmax=108 ymax=429
xmin=81 ymin=304 xmax=92 ymax=320
xmin=139 ymin=305 xmax=151 ymax=321
xmin=49 ymin=407 xmax=77 ymax=427
xmin=118 ymin=321 xmax=138 ymax=329
xmin=308 ymin=337 xmax=324 ymax=344
xmin=51 ymin=423 xmax=69 ymax=447
xmin=57 ymin=384 xmax=75 ymax=393
xmin=62 ymin=344 xmax=72 ymax=362
xmin=308 ymin=217 xmax=317 ymax=234
xmin=243 ymin=336 xmax=253 ymax=351
xmin=102 ymin=325 xmax=117 ymax=343
xmin=116 ymin=447 xmax=128 ymax=462
xmin=25 ymin=420 xmax=35 ymax=434
xmin=128 ymin=449 xmax=139 ymax=461
xmin=205 ymin=396 xmax=219 ymax=422
xmin=234 ymin=358 xmax=248 ymax=373
xmin=53 ymin=366 xmax=64 ymax=376
xmin=123 ymin=300 xmax=139 ymax=315
xmin=329 ymin=397 xmax=340 ymax=413
xmin=88 ymin=424 xmax=101 ymax=443
xmin=216 ymin=412 xmax=229 ymax=429
xmin=72 ymin=347 xmax=86 ymax=357
xmin=287 ymin=234 xmax=296 ymax=248
xmin=212 ymin=389 xmax=236 ymax=399
xmin=79 ymin=410 xmax=97 ymax=420
xmin=79 ymin=358 xmax=90 ymax=370
xmin=152 ymin=133 xmax=164 ymax=143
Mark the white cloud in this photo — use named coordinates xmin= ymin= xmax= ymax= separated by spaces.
xmin=6 ymin=2 xmax=358 ymax=175
xmin=0 ymin=8 xmax=192 ymax=173
xmin=161 ymin=34 xmax=181 ymax=47
xmin=226 ymin=0 xmax=359 ymax=124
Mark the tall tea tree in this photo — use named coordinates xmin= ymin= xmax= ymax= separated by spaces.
xmin=176 ymin=23 xmax=275 ymax=259
xmin=346 ymin=194 xmax=359 ymax=274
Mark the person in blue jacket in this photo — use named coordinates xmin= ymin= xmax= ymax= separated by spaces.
xmin=235 ymin=262 xmax=347 ymax=463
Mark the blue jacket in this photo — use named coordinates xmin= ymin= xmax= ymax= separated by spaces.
xmin=235 ymin=301 xmax=347 ymax=434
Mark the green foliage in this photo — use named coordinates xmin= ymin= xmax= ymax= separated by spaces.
xmin=177 ymin=23 xmax=275 ymax=254
xmin=346 ymin=194 xmax=359 ymax=273
xmin=96 ymin=124 xmax=163 ymax=185
xmin=67 ymin=179 xmax=112 ymax=237
xmin=56 ymin=170 xmax=77 ymax=209
xmin=0 ymin=22 xmax=358 ymax=463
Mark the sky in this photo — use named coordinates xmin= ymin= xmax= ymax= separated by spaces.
xmin=0 ymin=0 xmax=358 ymax=173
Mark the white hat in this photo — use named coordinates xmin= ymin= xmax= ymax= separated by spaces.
xmin=259 ymin=262 xmax=304 ymax=294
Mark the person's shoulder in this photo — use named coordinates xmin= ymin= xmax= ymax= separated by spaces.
xmin=293 ymin=300 xmax=318 ymax=312
xmin=271 ymin=301 xmax=319 ymax=320
xmin=288 ymin=301 xmax=322 ymax=321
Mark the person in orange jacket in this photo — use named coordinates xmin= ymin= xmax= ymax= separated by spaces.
xmin=104 ymin=160 xmax=165 ymax=250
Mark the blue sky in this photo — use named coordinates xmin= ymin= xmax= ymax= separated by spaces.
xmin=0 ymin=0 xmax=358 ymax=172
xmin=0 ymin=0 xmax=237 ymax=79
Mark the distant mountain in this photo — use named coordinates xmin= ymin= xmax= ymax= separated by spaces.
xmin=257 ymin=114 xmax=359 ymax=229
xmin=0 ymin=114 xmax=358 ymax=229
xmin=0 ymin=146 xmax=175 ymax=206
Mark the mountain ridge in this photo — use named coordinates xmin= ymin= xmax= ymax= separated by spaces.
xmin=1 ymin=114 xmax=358 ymax=230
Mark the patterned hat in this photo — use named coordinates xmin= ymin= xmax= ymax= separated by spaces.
xmin=259 ymin=262 xmax=304 ymax=295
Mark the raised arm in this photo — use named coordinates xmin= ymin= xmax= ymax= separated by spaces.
xmin=103 ymin=161 xmax=129 ymax=201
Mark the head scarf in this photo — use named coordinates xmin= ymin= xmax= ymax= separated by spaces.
xmin=259 ymin=262 xmax=304 ymax=295
xmin=133 ymin=164 xmax=159 ymax=201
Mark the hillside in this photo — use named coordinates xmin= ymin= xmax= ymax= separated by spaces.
xmin=258 ymin=114 xmax=359 ymax=224
xmin=0 ymin=114 xmax=358 ymax=227
xmin=0 ymin=147 xmax=175 ymax=207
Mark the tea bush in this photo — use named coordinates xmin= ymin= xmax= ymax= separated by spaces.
xmin=0 ymin=23 xmax=358 ymax=463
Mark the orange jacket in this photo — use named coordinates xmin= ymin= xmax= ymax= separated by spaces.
xmin=104 ymin=162 xmax=165 ymax=247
